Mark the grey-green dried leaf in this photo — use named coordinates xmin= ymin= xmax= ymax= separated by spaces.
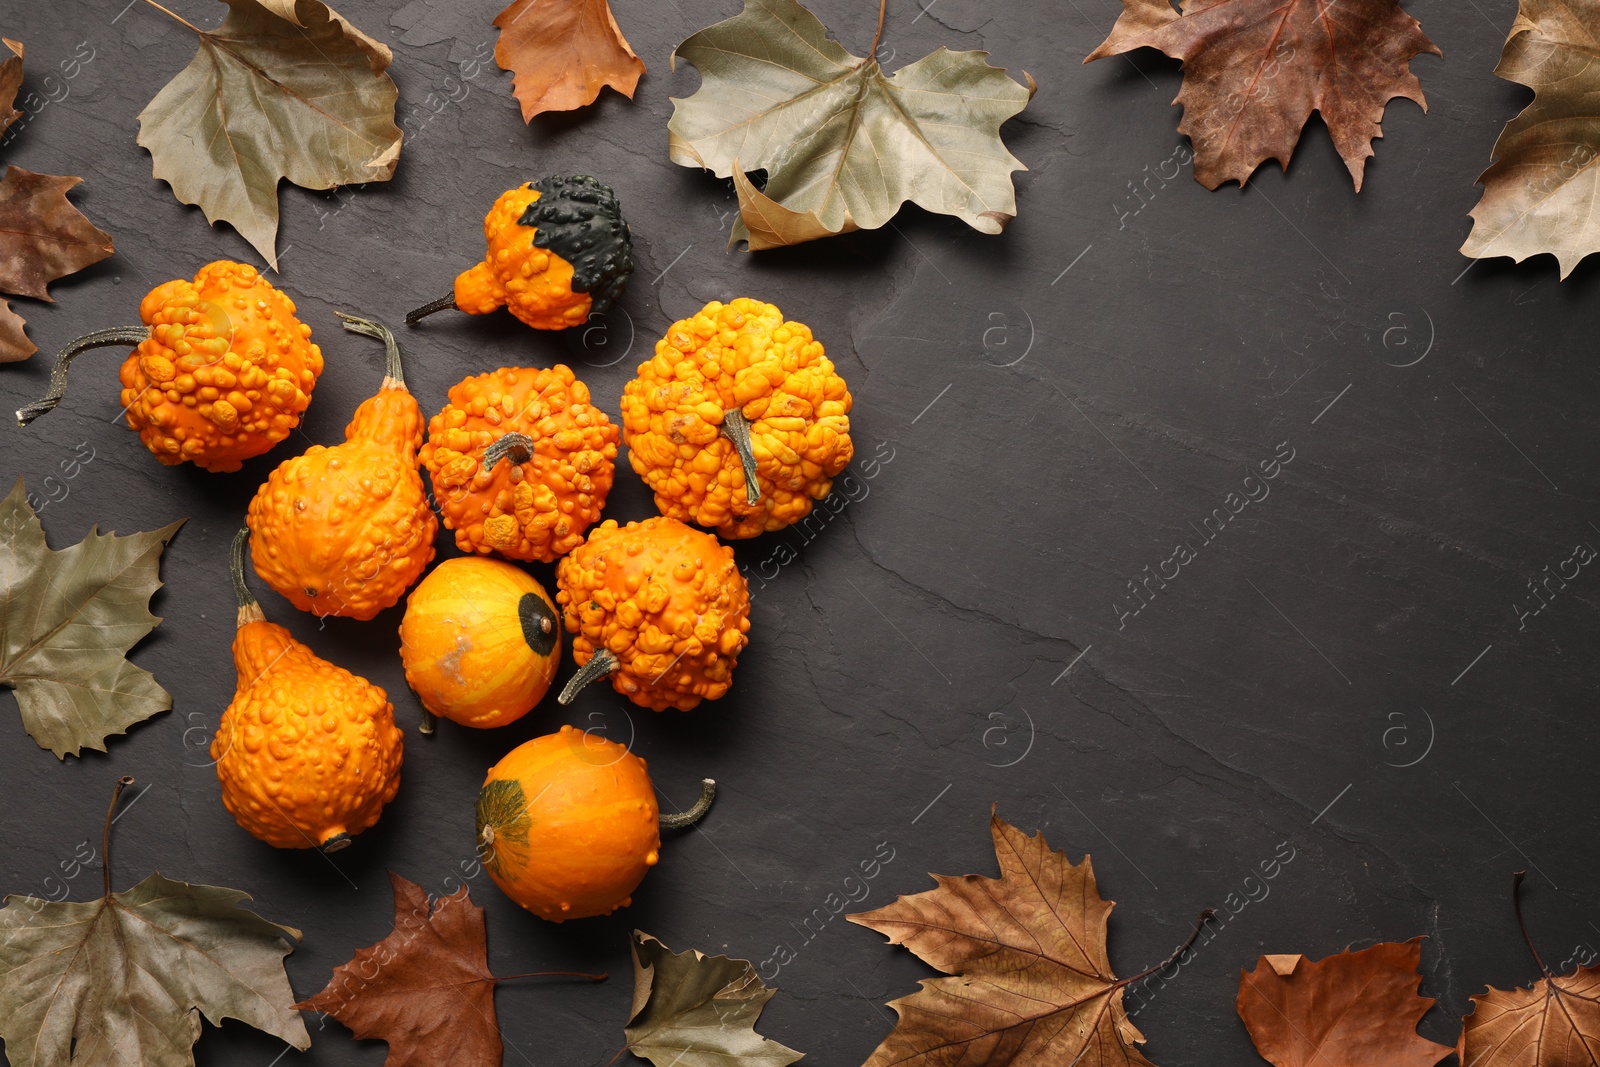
xmin=625 ymin=930 xmax=803 ymax=1067
xmin=136 ymin=0 xmax=402 ymax=270
xmin=0 ymin=479 xmax=183 ymax=757
xmin=668 ymin=0 xmax=1030 ymax=249
xmin=0 ymin=872 xmax=310 ymax=1067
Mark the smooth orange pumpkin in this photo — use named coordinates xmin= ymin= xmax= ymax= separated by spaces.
xmin=474 ymin=726 xmax=713 ymax=921
xmin=398 ymin=557 xmax=560 ymax=731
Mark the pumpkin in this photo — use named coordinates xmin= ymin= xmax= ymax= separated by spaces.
xmin=475 ymin=725 xmax=715 ymax=920
xmin=16 ymin=261 xmax=323 ymax=472
xmin=620 ymin=297 xmax=853 ymax=539
xmin=399 ymin=557 xmax=561 ymax=731
xmin=246 ymin=314 xmax=436 ymax=620
xmin=554 ymin=516 xmax=750 ymax=711
xmin=212 ymin=529 xmax=403 ymax=851
xmin=405 ymin=176 xmax=633 ymax=331
xmin=419 ymin=364 xmax=619 ymax=562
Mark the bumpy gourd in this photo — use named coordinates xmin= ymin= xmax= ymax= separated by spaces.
xmin=405 ymin=176 xmax=633 ymax=331
xmin=554 ymin=516 xmax=750 ymax=711
xmin=16 ymin=261 xmax=323 ymax=472
xmin=399 ymin=557 xmax=560 ymax=731
xmin=621 ymin=297 xmax=853 ymax=539
xmin=212 ymin=529 xmax=403 ymax=851
xmin=420 ymin=365 xmax=618 ymax=562
xmin=475 ymin=726 xmax=714 ymax=921
xmin=246 ymin=314 xmax=436 ymax=620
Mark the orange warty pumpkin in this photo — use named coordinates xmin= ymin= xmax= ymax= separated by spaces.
xmin=399 ymin=557 xmax=560 ymax=730
xmin=16 ymin=261 xmax=323 ymax=472
xmin=247 ymin=314 xmax=436 ymax=620
xmin=554 ymin=516 xmax=750 ymax=711
xmin=213 ymin=530 xmax=403 ymax=851
xmin=419 ymin=365 xmax=618 ymax=562
xmin=475 ymin=725 xmax=713 ymax=921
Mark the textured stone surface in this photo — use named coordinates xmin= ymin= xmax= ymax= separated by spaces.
xmin=0 ymin=0 xmax=1595 ymax=1063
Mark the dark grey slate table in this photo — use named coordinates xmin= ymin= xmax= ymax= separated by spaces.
xmin=0 ymin=0 xmax=1595 ymax=1063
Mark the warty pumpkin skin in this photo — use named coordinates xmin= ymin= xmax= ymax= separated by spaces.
xmin=247 ymin=315 xmax=437 ymax=620
xmin=16 ymin=261 xmax=323 ymax=472
xmin=405 ymin=175 xmax=633 ymax=331
xmin=212 ymin=529 xmax=403 ymax=852
xmin=475 ymin=726 xmax=714 ymax=921
xmin=554 ymin=516 xmax=751 ymax=711
xmin=420 ymin=364 xmax=619 ymax=562
xmin=620 ymin=297 xmax=853 ymax=539
xmin=398 ymin=557 xmax=561 ymax=730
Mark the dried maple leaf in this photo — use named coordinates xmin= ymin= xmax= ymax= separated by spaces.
xmin=296 ymin=872 xmax=604 ymax=1067
xmin=1461 ymin=1 xmax=1600 ymax=279
xmin=668 ymin=0 xmax=1032 ymax=249
xmin=0 ymin=167 xmax=113 ymax=301
xmin=1236 ymin=939 xmax=1452 ymax=1067
xmin=0 ymin=38 xmax=22 ymax=137
xmin=848 ymin=810 xmax=1209 ymax=1067
xmin=1459 ymin=871 xmax=1600 ymax=1067
xmin=0 ymin=478 xmax=183 ymax=757
xmin=0 ymin=777 xmax=311 ymax=1067
xmin=0 ymin=299 xmax=35 ymax=361
xmin=136 ymin=0 xmax=402 ymax=270
xmin=625 ymin=931 xmax=803 ymax=1067
xmin=493 ymin=0 xmax=644 ymax=121
xmin=1087 ymin=0 xmax=1439 ymax=191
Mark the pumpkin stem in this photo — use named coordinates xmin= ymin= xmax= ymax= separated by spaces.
xmin=557 ymin=648 xmax=619 ymax=705
xmin=102 ymin=774 xmax=135 ymax=896
xmin=230 ymin=527 xmax=266 ymax=625
xmin=16 ymin=326 xmax=151 ymax=426
xmin=336 ymin=311 xmax=405 ymax=387
xmin=320 ymin=832 xmax=352 ymax=854
xmin=404 ymin=293 xmax=458 ymax=326
xmin=660 ymin=778 xmax=717 ymax=831
xmin=720 ymin=409 xmax=762 ymax=505
xmin=418 ymin=708 xmax=437 ymax=736
xmin=483 ymin=431 xmax=536 ymax=470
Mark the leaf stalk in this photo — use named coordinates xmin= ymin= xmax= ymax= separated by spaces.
xmin=103 ymin=775 xmax=135 ymax=897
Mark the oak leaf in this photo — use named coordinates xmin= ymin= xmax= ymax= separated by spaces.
xmin=137 ymin=0 xmax=402 ymax=270
xmin=848 ymin=810 xmax=1205 ymax=1067
xmin=0 ymin=38 xmax=22 ymax=137
xmin=625 ymin=930 xmax=803 ymax=1067
xmin=0 ymin=167 xmax=113 ymax=300
xmin=1461 ymin=1 xmax=1600 ymax=279
xmin=1236 ymin=939 xmax=1452 ymax=1067
xmin=493 ymin=0 xmax=644 ymax=121
xmin=668 ymin=0 xmax=1032 ymax=249
xmin=0 ymin=778 xmax=311 ymax=1067
xmin=0 ymin=479 xmax=183 ymax=757
xmin=1087 ymin=0 xmax=1439 ymax=191
xmin=0 ymin=299 xmax=35 ymax=361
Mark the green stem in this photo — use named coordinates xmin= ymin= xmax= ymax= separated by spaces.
xmin=103 ymin=776 xmax=134 ymax=897
xmin=558 ymin=649 xmax=618 ymax=705
xmin=720 ymin=409 xmax=762 ymax=505
xmin=660 ymin=779 xmax=717 ymax=831
xmin=16 ymin=326 xmax=150 ymax=426
xmin=230 ymin=528 xmax=256 ymax=610
xmin=483 ymin=432 xmax=535 ymax=470
xmin=336 ymin=312 xmax=404 ymax=385
xmin=404 ymin=293 xmax=458 ymax=326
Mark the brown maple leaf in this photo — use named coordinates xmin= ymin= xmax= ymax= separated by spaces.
xmin=1087 ymin=0 xmax=1440 ymax=190
xmin=1236 ymin=939 xmax=1452 ymax=1067
xmin=848 ymin=810 xmax=1209 ymax=1067
xmin=0 ymin=167 xmax=113 ymax=300
xmin=0 ymin=38 xmax=22 ymax=137
xmin=493 ymin=0 xmax=643 ymax=122
xmin=294 ymin=872 xmax=604 ymax=1067
xmin=1458 ymin=871 xmax=1600 ymax=1067
xmin=0 ymin=299 xmax=35 ymax=362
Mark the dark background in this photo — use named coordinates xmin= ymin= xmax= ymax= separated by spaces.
xmin=0 ymin=0 xmax=1595 ymax=1063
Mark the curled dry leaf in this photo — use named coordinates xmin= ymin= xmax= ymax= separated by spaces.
xmin=493 ymin=0 xmax=644 ymax=121
xmin=0 ymin=166 xmax=113 ymax=301
xmin=0 ymin=37 xmax=22 ymax=136
xmin=1087 ymin=0 xmax=1439 ymax=190
xmin=625 ymin=930 xmax=803 ymax=1067
xmin=668 ymin=0 xmax=1031 ymax=249
xmin=0 ymin=478 xmax=183 ymax=757
xmin=848 ymin=809 xmax=1209 ymax=1067
xmin=136 ymin=0 xmax=402 ymax=270
xmin=1236 ymin=939 xmax=1452 ymax=1067
xmin=0 ymin=299 xmax=35 ymax=361
xmin=1461 ymin=1 xmax=1600 ymax=279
